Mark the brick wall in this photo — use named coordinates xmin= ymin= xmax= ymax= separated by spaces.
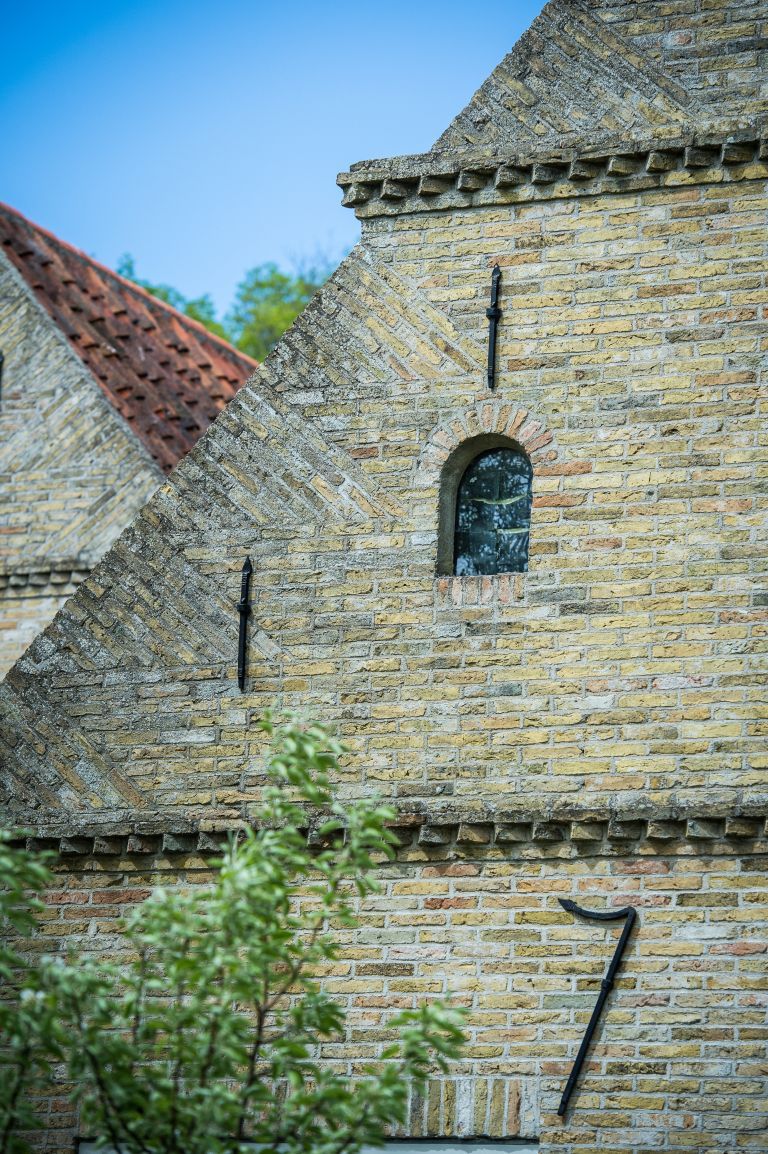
xmin=27 ymin=829 xmax=768 ymax=1154
xmin=435 ymin=0 xmax=768 ymax=153
xmin=0 ymin=253 xmax=162 ymax=675
xmin=3 ymin=159 xmax=764 ymax=817
xmin=2 ymin=51 xmax=766 ymax=1154
xmin=0 ymin=586 xmax=78 ymax=679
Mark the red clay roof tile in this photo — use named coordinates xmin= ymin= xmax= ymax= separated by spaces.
xmin=0 ymin=202 xmax=257 ymax=474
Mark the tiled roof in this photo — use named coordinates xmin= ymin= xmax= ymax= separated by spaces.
xmin=0 ymin=202 xmax=257 ymax=474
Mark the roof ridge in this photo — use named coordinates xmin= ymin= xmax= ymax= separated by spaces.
xmin=0 ymin=200 xmax=257 ymax=368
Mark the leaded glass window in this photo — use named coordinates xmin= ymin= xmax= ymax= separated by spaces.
xmin=454 ymin=448 xmax=532 ymax=575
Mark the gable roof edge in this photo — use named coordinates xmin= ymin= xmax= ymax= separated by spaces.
xmin=0 ymin=244 xmax=165 ymax=491
xmin=0 ymin=201 xmax=258 ymax=369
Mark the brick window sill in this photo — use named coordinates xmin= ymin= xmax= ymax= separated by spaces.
xmin=435 ymin=573 xmax=526 ymax=607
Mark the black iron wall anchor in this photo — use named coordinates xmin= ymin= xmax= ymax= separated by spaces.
xmin=556 ymin=899 xmax=638 ymax=1117
xmin=236 ymin=556 xmax=253 ymax=692
xmin=485 ymin=264 xmax=502 ymax=390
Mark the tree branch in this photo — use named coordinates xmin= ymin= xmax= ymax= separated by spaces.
xmin=235 ymin=977 xmax=269 ymax=1141
xmin=167 ymin=970 xmax=188 ymax=1154
xmin=70 ymin=988 xmax=154 ymax=1154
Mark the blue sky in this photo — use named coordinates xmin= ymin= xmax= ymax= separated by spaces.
xmin=0 ymin=1 xmax=544 ymax=314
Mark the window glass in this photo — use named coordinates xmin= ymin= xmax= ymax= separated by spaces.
xmin=454 ymin=447 xmax=532 ymax=576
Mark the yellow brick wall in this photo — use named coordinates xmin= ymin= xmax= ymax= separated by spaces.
xmin=4 ymin=167 xmax=765 ymax=817
xmin=2 ymin=149 xmax=765 ymax=1153
xmin=29 ymin=834 xmax=768 ymax=1154
xmin=0 ymin=253 xmax=162 ymax=675
xmin=0 ymin=588 xmax=75 ymax=678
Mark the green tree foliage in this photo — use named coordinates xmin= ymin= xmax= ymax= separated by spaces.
xmin=225 ymin=261 xmax=332 ymax=361
xmin=118 ymin=255 xmax=336 ymax=360
xmin=0 ymin=717 xmax=465 ymax=1154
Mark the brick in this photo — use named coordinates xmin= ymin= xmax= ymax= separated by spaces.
xmin=4 ymin=6 xmax=768 ymax=1152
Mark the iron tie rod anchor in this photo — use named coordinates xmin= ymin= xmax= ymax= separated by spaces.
xmin=486 ymin=264 xmax=502 ymax=390
xmin=556 ymin=899 xmax=637 ymax=1117
xmin=236 ymin=556 xmax=253 ymax=691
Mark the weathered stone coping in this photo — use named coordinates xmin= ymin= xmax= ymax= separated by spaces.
xmin=338 ymin=126 xmax=768 ymax=219
xmin=9 ymin=801 xmax=768 ymax=859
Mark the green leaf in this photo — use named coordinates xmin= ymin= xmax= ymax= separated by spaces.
xmin=0 ymin=716 xmax=466 ymax=1154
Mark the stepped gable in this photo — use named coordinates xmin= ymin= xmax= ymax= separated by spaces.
xmin=0 ymin=202 xmax=256 ymax=474
xmin=435 ymin=0 xmax=768 ymax=153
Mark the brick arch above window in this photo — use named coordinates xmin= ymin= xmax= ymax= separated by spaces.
xmin=416 ymin=403 xmax=593 ymax=580
xmin=416 ymin=403 xmax=561 ymax=490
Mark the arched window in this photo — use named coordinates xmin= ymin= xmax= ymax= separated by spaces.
xmin=453 ymin=447 xmax=532 ymax=575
